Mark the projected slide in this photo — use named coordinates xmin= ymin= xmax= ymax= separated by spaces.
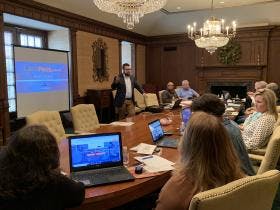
xmin=16 ymin=61 xmax=68 ymax=93
xmin=14 ymin=46 xmax=70 ymax=117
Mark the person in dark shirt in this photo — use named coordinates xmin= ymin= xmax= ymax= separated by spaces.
xmin=161 ymin=82 xmax=179 ymax=104
xmin=0 ymin=125 xmax=85 ymax=210
xmin=191 ymin=93 xmax=255 ymax=176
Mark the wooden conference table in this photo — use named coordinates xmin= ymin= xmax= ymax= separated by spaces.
xmin=59 ymin=110 xmax=182 ymax=210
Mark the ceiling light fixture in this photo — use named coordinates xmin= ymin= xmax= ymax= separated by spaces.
xmin=93 ymin=0 xmax=167 ymax=30
xmin=186 ymin=0 xmax=236 ymax=54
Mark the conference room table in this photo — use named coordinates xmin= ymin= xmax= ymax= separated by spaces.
xmin=59 ymin=110 xmax=182 ymax=210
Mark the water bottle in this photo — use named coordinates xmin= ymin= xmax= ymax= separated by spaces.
xmin=182 ymin=108 xmax=191 ymax=124
xmin=180 ymin=122 xmax=185 ymax=136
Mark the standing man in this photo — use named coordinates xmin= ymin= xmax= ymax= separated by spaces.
xmin=177 ymin=80 xmax=199 ymax=100
xmin=111 ymin=63 xmax=144 ymax=120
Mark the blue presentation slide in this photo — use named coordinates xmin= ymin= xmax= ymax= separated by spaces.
xmin=15 ymin=61 xmax=68 ymax=93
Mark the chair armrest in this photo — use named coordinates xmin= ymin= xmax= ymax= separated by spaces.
xmin=249 ymin=154 xmax=264 ymax=162
xmin=72 ymin=131 xmax=96 ymax=135
xmin=66 ymin=133 xmax=76 ymax=137
xmin=249 ymin=148 xmax=266 ymax=156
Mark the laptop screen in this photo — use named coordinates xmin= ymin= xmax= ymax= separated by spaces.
xmin=69 ymin=133 xmax=123 ymax=172
xmin=148 ymin=120 xmax=164 ymax=142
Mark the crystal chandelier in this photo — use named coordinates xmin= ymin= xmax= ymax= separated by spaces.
xmin=93 ymin=0 xmax=167 ymax=30
xmin=187 ymin=0 xmax=237 ymax=54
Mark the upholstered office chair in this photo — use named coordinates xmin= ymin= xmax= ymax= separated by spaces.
xmin=189 ymin=170 xmax=280 ymax=210
xmin=71 ymin=104 xmax=100 ymax=133
xmin=134 ymin=88 xmax=146 ymax=113
xmin=277 ymin=106 xmax=280 ymax=113
xmin=249 ymin=126 xmax=280 ymax=174
xmin=158 ymin=90 xmax=165 ymax=104
xmin=26 ymin=111 xmax=67 ymax=143
xmin=143 ymin=93 xmax=159 ymax=107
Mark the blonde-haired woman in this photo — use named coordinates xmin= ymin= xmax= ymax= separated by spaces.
xmin=242 ymin=88 xmax=278 ymax=150
xmin=155 ymin=112 xmax=244 ymax=210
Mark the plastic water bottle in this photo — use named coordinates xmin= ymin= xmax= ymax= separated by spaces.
xmin=180 ymin=122 xmax=185 ymax=136
xmin=182 ymin=108 xmax=191 ymax=124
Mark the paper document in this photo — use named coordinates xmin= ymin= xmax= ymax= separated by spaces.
xmin=110 ymin=121 xmax=134 ymax=126
xmin=130 ymin=143 xmax=156 ymax=155
xmin=134 ymin=155 xmax=175 ymax=173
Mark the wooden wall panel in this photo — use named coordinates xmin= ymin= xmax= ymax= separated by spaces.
xmin=146 ymin=46 xmax=162 ymax=86
xmin=179 ymin=44 xmax=196 ymax=89
xmin=146 ymin=41 xmax=196 ymax=90
xmin=268 ymin=27 xmax=280 ymax=84
xmin=238 ymin=41 xmax=254 ymax=65
xmin=146 ymin=26 xmax=275 ymax=93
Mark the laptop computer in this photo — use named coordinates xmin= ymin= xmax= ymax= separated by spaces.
xmin=68 ymin=132 xmax=135 ymax=187
xmin=148 ymin=120 xmax=178 ymax=148
xmin=163 ymin=99 xmax=182 ymax=110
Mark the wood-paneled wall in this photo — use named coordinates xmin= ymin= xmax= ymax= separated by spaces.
xmin=146 ymin=26 xmax=279 ymax=93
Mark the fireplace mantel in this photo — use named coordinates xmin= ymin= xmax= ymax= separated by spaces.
xmin=197 ymin=65 xmax=266 ymax=94
xmin=196 ymin=64 xmax=266 ymax=70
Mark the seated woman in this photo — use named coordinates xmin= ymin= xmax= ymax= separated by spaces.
xmin=242 ymin=88 xmax=278 ymax=150
xmin=0 ymin=125 xmax=85 ymax=210
xmin=155 ymin=112 xmax=244 ymax=210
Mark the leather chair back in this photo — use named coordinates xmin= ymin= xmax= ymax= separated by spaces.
xmin=71 ymin=104 xmax=100 ymax=132
xmin=26 ymin=111 xmax=66 ymax=143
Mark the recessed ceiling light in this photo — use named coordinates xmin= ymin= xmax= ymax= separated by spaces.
xmin=177 ymin=6 xmax=181 ymax=10
xmin=220 ymin=1 xmax=225 ymax=3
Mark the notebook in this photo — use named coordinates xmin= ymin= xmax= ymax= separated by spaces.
xmin=68 ymin=132 xmax=135 ymax=187
xmin=148 ymin=120 xmax=178 ymax=148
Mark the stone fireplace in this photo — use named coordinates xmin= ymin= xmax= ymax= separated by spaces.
xmin=208 ymin=81 xmax=253 ymax=99
xmin=196 ymin=65 xmax=264 ymax=95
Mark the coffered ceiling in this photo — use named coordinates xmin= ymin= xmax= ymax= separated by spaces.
xmin=32 ymin=0 xmax=280 ymax=36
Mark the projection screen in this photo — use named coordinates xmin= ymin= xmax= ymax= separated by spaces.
xmin=14 ymin=46 xmax=70 ymax=118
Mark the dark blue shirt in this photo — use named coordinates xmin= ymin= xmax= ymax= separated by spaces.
xmin=223 ymin=118 xmax=255 ymax=176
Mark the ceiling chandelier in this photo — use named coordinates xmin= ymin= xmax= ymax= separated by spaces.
xmin=93 ymin=0 xmax=167 ymax=30
xmin=187 ymin=0 xmax=237 ymax=54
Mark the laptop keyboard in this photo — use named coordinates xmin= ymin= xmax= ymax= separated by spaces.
xmin=71 ymin=166 xmax=134 ymax=186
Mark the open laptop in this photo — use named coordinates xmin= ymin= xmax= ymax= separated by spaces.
xmin=68 ymin=132 xmax=134 ymax=187
xmin=148 ymin=120 xmax=178 ymax=148
xmin=163 ymin=99 xmax=182 ymax=110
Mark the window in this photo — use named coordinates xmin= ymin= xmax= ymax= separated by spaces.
xmin=121 ymin=41 xmax=135 ymax=75
xmin=20 ymin=34 xmax=43 ymax=48
xmin=4 ymin=31 xmax=16 ymax=112
xmin=3 ymin=25 xmax=47 ymax=113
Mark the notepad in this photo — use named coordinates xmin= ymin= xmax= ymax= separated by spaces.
xmin=110 ymin=121 xmax=134 ymax=126
xmin=134 ymin=155 xmax=175 ymax=173
xmin=130 ymin=143 xmax=157 ymax=155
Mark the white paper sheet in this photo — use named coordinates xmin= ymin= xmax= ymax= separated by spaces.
xmin=130 ymin=143 xmax=156 ymax=155
xmin=134 ymin=155 xmax=175 ymax=172
xmin=110 ymin=121 xmax=134 ymax=126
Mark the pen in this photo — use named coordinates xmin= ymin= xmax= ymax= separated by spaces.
xmin=142 ymin=155 xmax=153 ymax=160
